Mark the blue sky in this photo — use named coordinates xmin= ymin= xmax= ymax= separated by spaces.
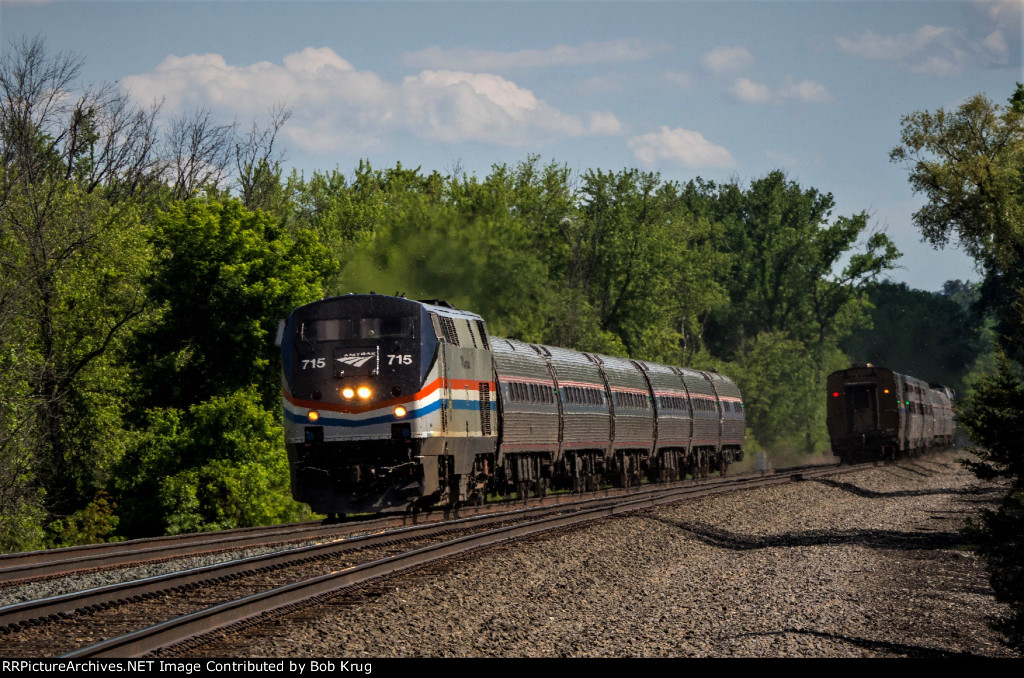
xmin=3 ymin=0 xmax=1021 ymax=291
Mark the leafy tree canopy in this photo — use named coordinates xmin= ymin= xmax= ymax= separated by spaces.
xmin=134 ymin=198 xmax=331 ymax=411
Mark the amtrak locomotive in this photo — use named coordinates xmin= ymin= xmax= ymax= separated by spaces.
xmin=279 ymin=294 xmax=744 ymax=516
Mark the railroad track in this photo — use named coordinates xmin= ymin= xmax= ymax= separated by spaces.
xmin=0 ymin=461 xmax=862 ymax=658
xmin=1 ymin=460 xmax=844 ymax=587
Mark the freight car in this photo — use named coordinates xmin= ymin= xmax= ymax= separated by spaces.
xmin=826 ymin=364 xmax=955 ymax=463
xmin=277 ymin=293 xmax=744 ymax=517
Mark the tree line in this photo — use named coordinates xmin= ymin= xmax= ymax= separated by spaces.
xmin=0 ymin=38 xmax=996 ymax=565
xmin=890 ymin=83 xmax=1024 ymax=652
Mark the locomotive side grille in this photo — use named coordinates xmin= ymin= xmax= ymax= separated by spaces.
xmin=440 ymin=316 xmax=460 ymax=346
xmin=475 ymin=320 xmax=490 ymax=349
xmin=479 ymin=382 xmax=492 ymax=435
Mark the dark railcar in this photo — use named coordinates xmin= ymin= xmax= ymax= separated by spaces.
xmin=827 ymin=364 xmax=953 ymax=463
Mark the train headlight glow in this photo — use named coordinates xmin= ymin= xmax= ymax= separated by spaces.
xmin=307 ymin=410 xmax=320 ymax=422
xmin=357 ymin=386 xmax=371 ymax=399
xmin=342 ymin=387 xmax=355 ymax=399
xmin=394 ymin=406 xmax=407 ymax=417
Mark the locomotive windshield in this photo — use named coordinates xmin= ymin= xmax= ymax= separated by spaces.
xmin=299 ymin=316 xmax=417 ymax=342
xmin=300 ymin=319 xmax=353 ymax=342
xmin=360 ymin=316 xmax=417 ymax=339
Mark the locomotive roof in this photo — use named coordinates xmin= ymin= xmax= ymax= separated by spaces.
xmin=418 ymin=300 xmax=485 ymax=322
xmin=294 ymin=294 xmax=485 ymax=323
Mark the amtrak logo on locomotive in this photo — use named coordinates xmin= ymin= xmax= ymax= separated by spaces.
xmin=336 ymin=353 xmax=375 ymax=368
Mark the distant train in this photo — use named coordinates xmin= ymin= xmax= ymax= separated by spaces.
xmin=278 ymin=294 xmax=744 ymax=517
xmin=826 ymin=364 xmax=955 ymax=463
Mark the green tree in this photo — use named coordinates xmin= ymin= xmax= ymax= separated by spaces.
xmin=957 ymin=356 xmax=1024 ymax=650
xmin=118 ymin=388 xmax=309 ymax=536
xmin=118 ymin=198 xmax=330 ymax=537
xmin=680 ymin=172 xmax=899 ymax=452
xmin=893 ymin=85 xmax=1024 ymax=651
xmin=683 ymin=172 xmax=898 ymax=357
xmin=552 ymin=168 xmax=726 ymax=361
xmin=0 ymin=38 xmax=159 ymax=548
xmin=330 ymin=159 xmax=727 ymax=363
xmin=891 ymin=88 xmax=1024 ymax=358
xmin=234 ymin=105 xmax=291 ymax=214
xmin=135 ymin=198 xmax=331 ymax=410
xmin=841 ymin=281 xmax=988 ymax=393
xmin=332 ymin=159 xmax=566 ymax=343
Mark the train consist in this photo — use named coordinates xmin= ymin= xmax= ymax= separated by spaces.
xmin=278 ymin=294 xmax=745 ymax=516
xmin=826 ymin=364 xmax=955 ymax=463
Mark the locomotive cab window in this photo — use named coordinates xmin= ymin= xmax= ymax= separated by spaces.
xmin=299 ymin=319 xmax=353 ymax=342
xmin=360 ymin=316 xmax=416 ymax=339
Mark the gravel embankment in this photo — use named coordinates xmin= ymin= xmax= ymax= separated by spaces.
xmin=0 ymin=541 xmax=332 ymax=608
xmin=189 ymin=451 xmax=1017 ymax=658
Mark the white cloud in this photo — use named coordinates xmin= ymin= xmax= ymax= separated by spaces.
xmin=778 ymin=77 xmax=832 ymax=103
xmin=835 ymin=22 xmax=1012 ymax=74
xmin=588 ymin=111 xmax=623 ymax=135
xmin=663 ymin=71 xmax=694 ymax=90
xmin=728 ymin=76 xmax=831 ymax=104
xmin=982 ymin=30 xmax=1009 ymax=60
xmin=122 ymin=49 xmax=390 ymax=113
xmin=730 ymin=78 xmax=772 ymax=103
xmin=701 ymin=46 xmax=754 ymax=74
xmin=122 ymin=48 xmax=622 ymax=152
xmin=400 ymin=69 xmax=588 ymax=144
xmin=976 ymin=0 xmax=1022 ymax=26
xmin=403 ymin=39 xmax=670 ymax=71
xmin=628 ymin=126 xmax=733 ymax=168
xmin=836 ymin=25 xmax=953 ymax=64
xmin=287 ymin=118 xmax=384 ymax=154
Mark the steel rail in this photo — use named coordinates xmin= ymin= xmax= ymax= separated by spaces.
xmin=0 ymin=473 xmax=763 ymax=629
xmin=0 ymin=521 xmax=377 ymax=583
xmin=0 ymin=461 xmax=805 ymax=583
xmin=0 ymin=472 xmax=736 ymax=582
xmin=2 ymin=460 xmax=849 ymax=604
xmin=66 ymin=464 xmax=861 ymax=658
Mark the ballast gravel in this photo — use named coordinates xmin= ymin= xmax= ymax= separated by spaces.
xmin=0 ymin=542 xmax=331 ymax=608
xmin=191 ymin=451 xmax=1018 ymax=658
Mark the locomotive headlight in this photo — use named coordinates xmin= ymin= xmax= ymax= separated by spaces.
xmin=307 ymin=410 xmax=320 ymax=422
xmin=394 ymin=406 xmax=407 ymax=418
xmin=357 ymin=386 xmax=371 ymax=399
xmin=341 ymin=387 xmax=355 ymax=399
